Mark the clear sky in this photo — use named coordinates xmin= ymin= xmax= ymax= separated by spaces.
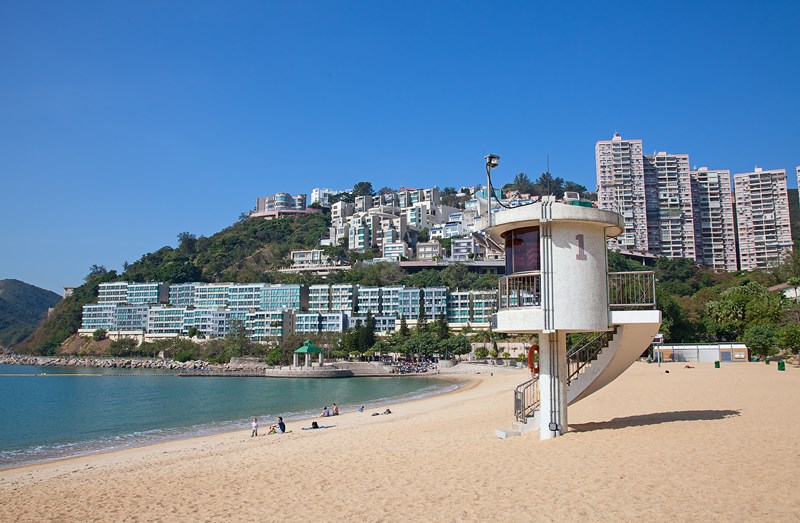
xmin=2 ymin=1 xmax=798 ymax=294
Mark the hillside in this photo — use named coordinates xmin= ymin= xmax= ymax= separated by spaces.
xmin=0 ymin=280 xmax=62 ymax=348
xmin=18 ymin=213 xmax=331 ymax=354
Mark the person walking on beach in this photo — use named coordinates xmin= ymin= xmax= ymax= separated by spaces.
xmin=251 ymin=418 xmax=259 ymax=437
xmin=268 ymin=417 xmax=286 ymax=435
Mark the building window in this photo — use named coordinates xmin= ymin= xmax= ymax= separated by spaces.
xmin=503 ymin=227 xmax=540 ymax=274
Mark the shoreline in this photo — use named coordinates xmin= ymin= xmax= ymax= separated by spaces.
xmin=3 ymin=362 xmax=798 ymax=521
xmin=0 ymin=371 xmax=480 ymax=472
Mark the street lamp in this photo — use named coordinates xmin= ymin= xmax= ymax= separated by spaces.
xmin=484 ymin=154 xmax=500 ymax=227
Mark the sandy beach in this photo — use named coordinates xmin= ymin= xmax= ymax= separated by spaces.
xmin=1 ymin=361 xmax=799 ymax=522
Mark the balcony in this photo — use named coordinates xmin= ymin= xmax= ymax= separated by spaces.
xmin=497 ymin=271 xmax=656 ymax=311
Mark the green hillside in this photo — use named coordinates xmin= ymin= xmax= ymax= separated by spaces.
xmin=0 ymin=280 xmax=62 ymax=348
xmin=17 ymin=213 xmax=331 ymax=354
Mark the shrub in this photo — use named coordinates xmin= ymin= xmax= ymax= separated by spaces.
xmin=92 ymin=329 xmax=107 ymax=341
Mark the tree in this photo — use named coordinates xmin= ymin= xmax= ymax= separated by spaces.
xmin=417 ymin=228 xmax=430 ymax=243
xmin=398 ymin=315 xmax=410 ymax=338
xmin=187 ymin=327 xmax=199 ymax=338
xmin=92 ymin=329 xmax=107 ymax=341
xmin=743 ymin=324 xmax=777 ymax=361
xmin=440 ymin=186 xmax=460 ymax=208
xmin=352 ymin=181 xmax=375 ymax=197
xmin=474 ymin=347 xmax=489 ymax=360
xmin=177 ymin=232 xmax=197 ymax=253
xmin=435 ymin=313 xmax=449 ymax=340
xmin=88 ymin=265 xmax=108 ymax=278
xmin=778 ymin=323 xmax=800 ymax=355
xmin=787 ymin=277 xmax=800 ymax=303
xmin=512 ymin=173 xmax=535 ymax=194
xmin=444 ymin=335 xmax=471 ymax=360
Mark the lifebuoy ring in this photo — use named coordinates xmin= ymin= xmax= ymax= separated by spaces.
xmin=527 ymin=344 xmax=539 ymax=374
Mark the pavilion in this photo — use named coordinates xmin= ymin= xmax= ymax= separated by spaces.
xmin=293 ymin=340 xmax=324 ymax=368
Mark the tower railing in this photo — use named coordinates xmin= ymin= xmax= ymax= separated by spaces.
xmin=497 ymin=271 xmax=541 ymax=310
xmin=514 ymin=376 xmax=540 ymax=423
xmin=607 ymin=271 xmax=657 ymax=309
xmin=498 ymin=270 xmax=656 ymax=311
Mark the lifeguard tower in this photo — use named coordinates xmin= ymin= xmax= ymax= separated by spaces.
xmin=485 ymin=195 xmax=661 ymax=440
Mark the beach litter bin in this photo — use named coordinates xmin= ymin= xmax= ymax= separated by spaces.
xmin=778 ymin=360 xmax=785 ymax=371
xmin=714 ymin=361 xmax=720 ymax=369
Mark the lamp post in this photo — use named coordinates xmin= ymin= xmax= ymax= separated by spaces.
xmin=484 ymin=154 xmax=500 ymax=228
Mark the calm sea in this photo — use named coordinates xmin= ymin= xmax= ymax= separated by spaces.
xmin=0 ymin=363 xmax=454 ymax=469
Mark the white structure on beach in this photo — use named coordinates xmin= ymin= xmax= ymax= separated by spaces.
xmin=486 ymin=196 xmax=662 ymax=440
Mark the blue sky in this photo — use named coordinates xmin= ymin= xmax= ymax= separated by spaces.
xmin=2 ymin=1 xmax=798 ymax=294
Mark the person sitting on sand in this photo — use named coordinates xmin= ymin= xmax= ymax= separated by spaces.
xmin=268 ymin=417 xmax=286 ymax=435
xmin=332 ymin=403 xmax=339 ymax=416
xmin=319 ymin=406 xmax=330 ymax=417
xmin=251 ymin=418 xmax=259 ymax=437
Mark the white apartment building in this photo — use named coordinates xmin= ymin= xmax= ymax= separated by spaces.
xmin=147 ymin=306 xmax=185 ymax=336
xmin=310 ymin=188 xmax=342 ymax=207
xmin=691 ymin=168 xmax=738 ymax=271
xmin=357 ymin=287 xmax=381 ymax=314
xmin=596 ymin=133 xmax=648 ymax=251
xmin=382 ymin=241 xmax=409 ymax=260
xmin=645 ymin=152 xmax=695 ymax=259
xmin=169 ymin=283 xmax=198 ymax=307
xmin=81 ymin=303 xmax=117 ymax=330
xmin=97 ymin=282 xmax=129 ymax=304
xmin=330 ymin=284 xmax=357 ymax=314
xmin=451 ymin=237 xmax=481 ymax=261
xmin=290 ymin=249 xmax=333 ymax=268
xmin=309 ymin=285 xmax=331 ymax=313
xmin=416 ymin=241 xmax=441 ymax=260
xmin=734 ymin=168 xmax=793 ymax=270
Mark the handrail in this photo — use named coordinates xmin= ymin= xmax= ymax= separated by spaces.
xmin=567 ymin=330 xmax=614 ymax=384
xmin=514 ymin=376 xmax=540 ymax=423
xmin=498 ymin=270 xmax=655 ymax=311
xmin=608 ymin=271 xmax=656 ymax=309
xmin=498 ymin=271 xmax=541 ymax=310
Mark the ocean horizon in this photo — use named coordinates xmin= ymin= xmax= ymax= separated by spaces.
xmin=0 ymin=363 xmax=455 ymax=469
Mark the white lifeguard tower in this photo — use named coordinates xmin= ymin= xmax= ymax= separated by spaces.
xmin=485 ymin=197 xmax=662 ymax=440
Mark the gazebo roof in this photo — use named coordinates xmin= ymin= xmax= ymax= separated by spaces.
xmin=294 ymin=340 xmax=323 ymax=354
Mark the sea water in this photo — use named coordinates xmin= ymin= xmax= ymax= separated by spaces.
xmin=0 ymin=363 xmax=455 ymax=469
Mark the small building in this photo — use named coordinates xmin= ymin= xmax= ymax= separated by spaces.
xmin=653 ymin=343 xmax=749 ymax=363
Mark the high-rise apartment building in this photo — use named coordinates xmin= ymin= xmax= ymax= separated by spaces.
xmin=733 ymin=168 xmax=793 ymax=270
xmin=644 ymin=152 xmax=695 ymax=259
xmin=691 ymin=168 xmax=738 ymax=271
xmin=596 ymin=133 xmax=648 ymax=251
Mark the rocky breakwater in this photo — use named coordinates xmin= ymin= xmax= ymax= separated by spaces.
xmin=0 ymin=354 xmax=212 ymax=371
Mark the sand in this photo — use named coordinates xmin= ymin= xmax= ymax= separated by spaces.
xmin=1 ymin=361 xmax=799 ymax=522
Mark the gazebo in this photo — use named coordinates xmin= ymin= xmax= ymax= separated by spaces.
xmin=293 ymin=340 xmax=324 ymax=368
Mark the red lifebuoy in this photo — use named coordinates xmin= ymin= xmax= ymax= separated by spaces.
xmin=527 ymin=344 xmax=539 ymax=374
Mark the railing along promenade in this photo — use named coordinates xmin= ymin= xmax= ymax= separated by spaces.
xmin=498 ymin=271 xmax=657 ymax=311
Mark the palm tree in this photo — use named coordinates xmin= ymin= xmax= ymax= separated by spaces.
xmin=788 ymin=277 xmax=800 ymax=303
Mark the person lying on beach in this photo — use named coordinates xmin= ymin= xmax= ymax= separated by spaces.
xmin=332 ymin=403 xmax=339 ymax=415
xmin=319 ymin=406 xmax=330 ymax=417
xmin=268 ymin=417 xmax=286 ymax=435
xmin=372 ymin=409 xmax=393 ymax=416
xmin=358 ymin=406 xmax=364 ymax=412
xmin=251 ymin=418 xmax=259 ymax=437
xmin=302 ymin=421 xmax=331 ymax=430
